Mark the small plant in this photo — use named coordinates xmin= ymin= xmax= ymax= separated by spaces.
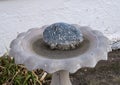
xmin=0 ymin=54 xmax=51 ymax=85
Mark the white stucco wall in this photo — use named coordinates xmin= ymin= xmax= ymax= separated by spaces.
xmin=0 ymin=0 xmax=120 ymax=56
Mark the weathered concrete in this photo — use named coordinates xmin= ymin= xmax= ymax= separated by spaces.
xmin=51 ymin=70 xmax=72 ymax=85
xmin=9 ymin=25 xmax=111 ymax=85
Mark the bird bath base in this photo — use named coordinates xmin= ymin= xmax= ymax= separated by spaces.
xmin=51 ymin=70 xmax=72 ymax=85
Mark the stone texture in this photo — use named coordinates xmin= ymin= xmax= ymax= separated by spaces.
xmin=43 ymin=23 xmax=83 ymax=50
xmin=112 ymin=41 xmax=120 ymax=50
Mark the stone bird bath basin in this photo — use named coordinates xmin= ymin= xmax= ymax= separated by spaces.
xmin=9 ymin=23 xmax=111 ymax=85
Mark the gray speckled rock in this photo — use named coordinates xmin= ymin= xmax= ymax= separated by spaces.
xmin=43 ymin=23 xmax=83 ymax=50
xmin=112 ymin=41 xmax=120 ymax=50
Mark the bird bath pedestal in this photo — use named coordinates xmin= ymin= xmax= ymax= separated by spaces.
xmin=51 ymin=70 xmax=72 ymax=85
xmin=9 ymin=23 xmax=111 ymax=85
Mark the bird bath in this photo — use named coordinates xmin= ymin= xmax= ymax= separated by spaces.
xmin=9 ymin=23 xmax=111 ymax=85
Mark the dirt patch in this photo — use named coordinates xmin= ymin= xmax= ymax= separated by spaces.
xmin=70 ymin=49 xmax=120 ymax=85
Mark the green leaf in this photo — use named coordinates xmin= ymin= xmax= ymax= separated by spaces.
xmin=23 ymin=75 xmax=31 ymax=85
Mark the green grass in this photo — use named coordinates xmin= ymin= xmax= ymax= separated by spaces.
xmin=0 ymin=54 xmax=51 ymax=85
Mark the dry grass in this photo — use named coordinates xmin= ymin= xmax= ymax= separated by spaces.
xmin=0 ymin=54 xmax=51 ymax=85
